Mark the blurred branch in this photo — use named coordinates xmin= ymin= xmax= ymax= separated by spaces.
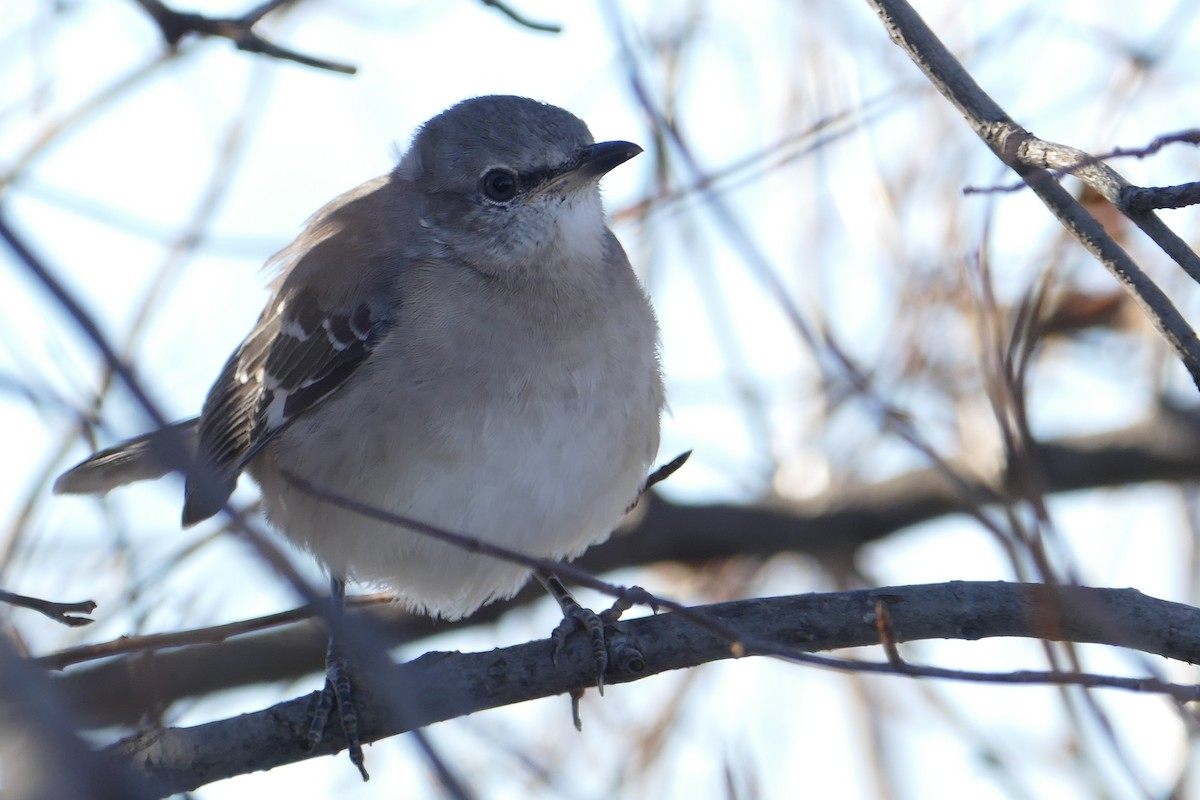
xmin=0 ymin=213 xmax=173 ymax=435
xmin=0 ymin=637 xmax=150 ymax=799
xmin=130 ymin=0 xmax=357 ymax=74
xmin=104 ymin=581 xmax=1200 ymax=794
xmin=0 ymin=590 xmax=95 ymax=627
xmin=1 ymin=49 xmax=182 ymax=187
xmin=478 ymin=0 xmax=562 ymax=33
xmin=40 ymin=592 xmax=392 ymax=671
xmin=865 ymin=0 xmax=1200 ymax=391
xmin=3 ymin=57 xmax=270 ymax=587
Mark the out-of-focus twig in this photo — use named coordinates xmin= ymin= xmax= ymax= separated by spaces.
xmin=0 ymin=589 xmax=95 ymax=627
xmin=38 ymin=592 xmax=391 ymax=670
xmin=131 ymin=0 xmax=357 ymax=74
xmin=478 ymin=0 xmax=561 ymax=33
xmin=0 ymin=637 xmax=151 ymax=799
xmin=865 ymin=0 xmax=1200 ymax=391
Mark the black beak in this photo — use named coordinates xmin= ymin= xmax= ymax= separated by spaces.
xmin=573 ymin=140 xmax=643 ymax=179
xmin=531 ymin=140 xmax=642 ymax=199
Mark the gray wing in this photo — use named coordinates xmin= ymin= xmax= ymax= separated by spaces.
xmin=182 ymin=287 xmax=385 ymax=525
xmin=53 ymin=175 xmax=398 ymax=522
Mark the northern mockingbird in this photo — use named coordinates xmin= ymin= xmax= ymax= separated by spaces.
xmin=55 ymin=95 xmax=667 ymax=779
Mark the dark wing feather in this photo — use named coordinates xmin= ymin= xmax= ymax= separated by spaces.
xmin=181 ymin=288 xmax=385 ymax=526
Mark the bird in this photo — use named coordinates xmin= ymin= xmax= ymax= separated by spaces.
xmin=54 ymin=95 xmax=667 ymax=780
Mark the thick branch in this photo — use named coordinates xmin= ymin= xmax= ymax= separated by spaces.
xmin=105 ymin=581 xmax=1200 ymax=795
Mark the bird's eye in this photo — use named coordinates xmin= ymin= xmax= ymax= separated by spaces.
xmin=482 ymin=169 xmax=518 ymax=202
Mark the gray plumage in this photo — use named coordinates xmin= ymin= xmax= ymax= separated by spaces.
xmin=55 ymin=95 xmax=664 ymax=619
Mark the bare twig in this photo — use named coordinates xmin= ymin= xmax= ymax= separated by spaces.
xmin=131 ymin=0 xmax=356 ymax=74
xmin=0 ymin=589 xmax=95 ymax=627
xmin=864 ymin=0 xmax=1200 ymax=391
xmin=36 ymin=593 xmax=393 ymax=670
xmin=1092 ymin=128 xmax=1200 ymax=163
xmin=1012 ymin=137 xmax=1200 ymax=286
xmin=478 ymin=0 xmax=562 ymax=33
xmin=1122 ymin=182 xmax=1200 ymax=212
xmin=965 ymin=129 xmax=1200 ymax=196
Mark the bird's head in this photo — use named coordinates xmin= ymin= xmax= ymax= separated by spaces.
xmin=394 ymin=95 xmax=641 ymax=280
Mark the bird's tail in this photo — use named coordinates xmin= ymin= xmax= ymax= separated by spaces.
xmin=53 ymin=418 xmax=200 ymax=496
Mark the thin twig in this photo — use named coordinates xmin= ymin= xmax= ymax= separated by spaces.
xmin=0 ymin=589 xmax=95 ymax=627
xmin=864 ymin=0 xmax=1200 ymax=390
xmin=478 ymin=0 xmax=562 ymax=33
xmin=281 ymin=469 xmax=755 ymax=653
xmin=35 ymin=593 xmax=394 ymax=670
xmin=131 ymin=0 xmax=356 ymax=74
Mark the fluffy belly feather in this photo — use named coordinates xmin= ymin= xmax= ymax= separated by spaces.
xmin=252 ymin=359 xmax=658 ymax=618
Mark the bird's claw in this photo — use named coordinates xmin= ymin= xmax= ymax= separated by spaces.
xmin=305 ymin=641 xmax=369 ymax=781
xmin=551 ymin=604 xmax=609 ymax=691
xmin=550 ymin=585 xmax=654 ymax=693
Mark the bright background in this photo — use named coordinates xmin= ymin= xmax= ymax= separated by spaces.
xmin=4 ymin=1 xmax=1200 ymax=797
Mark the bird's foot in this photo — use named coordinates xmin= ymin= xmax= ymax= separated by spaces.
xmin=305 ymin=578 xmax=369 ymax=781
xmin=538 ymin=570 xmax=654 ymax=728
xmin=548 ymin=584 xmax=654 ymax=705
xmin=305 ymin=643 xmax=369 ymax=781
xmin=549 ymin=601 xmax=609 ymax=688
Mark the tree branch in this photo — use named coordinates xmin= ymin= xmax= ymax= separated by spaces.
xmin=477 ymin=0 xmax=562 ymax=33
xmin=0 ymin=589 xmax=95 ymax=627
xmin=131 ymin=0 xmax=357 ymax=74
xmin=103 ymin=581 xmax=1200 ymax=795
xmin=864 ymin=0 xmax=1200 ymax=390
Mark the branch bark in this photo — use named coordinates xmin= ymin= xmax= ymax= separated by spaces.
xmin=104 ymin=581 xmax=1200 ymax=795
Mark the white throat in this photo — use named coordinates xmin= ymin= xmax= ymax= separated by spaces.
xmin=551 ymin=190 xmax=607 ymax=267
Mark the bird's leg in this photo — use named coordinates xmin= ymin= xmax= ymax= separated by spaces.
xmin=305 ymin=575 xmax=369 ymax=781
xmin=537 ymin=457 xmax=685 ymax=723
xmin=537 ymin=570 xmax=652 ymax=729
xmin=537 ymin=569 xmax=609 ymax=686
xmin=537 ymin=570 xmax=653 ymax=681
